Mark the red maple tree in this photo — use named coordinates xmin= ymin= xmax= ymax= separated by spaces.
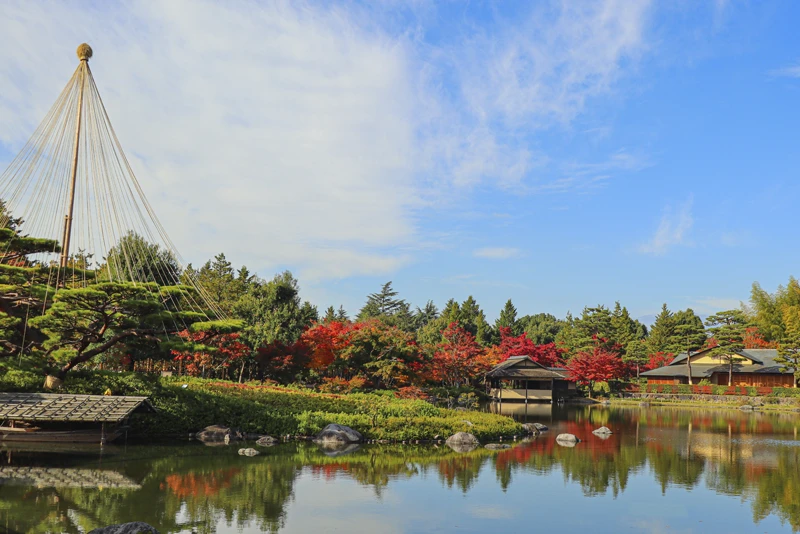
xmin=496 ymin=327 xmax=566 ymax=367
xmin=429 ymin=322 xmax=486 ymax=387
xmin=645 ymin=351 xmax=673 ymax=371
xmin=567 ymin=345 xmax=631 ymax=388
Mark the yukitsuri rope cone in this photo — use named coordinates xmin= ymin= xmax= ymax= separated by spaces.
xmin=0 ymin=44 xmax=224 ymax=319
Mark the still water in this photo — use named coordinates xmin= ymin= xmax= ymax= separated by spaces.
xmin=2 ymin=404 xmax=800 ymax=534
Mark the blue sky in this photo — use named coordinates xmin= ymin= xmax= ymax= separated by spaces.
xmin=1 ymin=1 xmax=799 ymax=322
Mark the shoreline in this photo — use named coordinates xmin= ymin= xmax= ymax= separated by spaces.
xmin=609 ymin=395 xmax=800 ymax=413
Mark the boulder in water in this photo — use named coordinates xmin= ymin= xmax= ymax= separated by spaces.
xmin=255 ymin=435 xmax=278 ymax=447
xmin=533 ymin=423 xmax=549 ymax=432
xmin=592 ymin=426 xmax=613 ymax=436
xmin=195 ymin=425 xmax=241 ymax=444
xmin=522 ymin=423 xmax=540 ymax=436
xmin=238 ymin=448 xmax=259 ymax=456
xmin=445 ymin=432 xmax=479 ymax=452
xmin=485 ymin=443 xmax=511 ymax=450
xmin=555 ymin=433 xmax=580 ymax=447
xmin=314 ymin=424 xmax=364 ymax=445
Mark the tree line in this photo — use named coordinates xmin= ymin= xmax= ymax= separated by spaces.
xmin=1 ymin=208 xmax=799 ymax=390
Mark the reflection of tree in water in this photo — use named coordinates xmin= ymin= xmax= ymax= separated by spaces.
xmin=4 ymin=407 xmax=800 ymax=533
xmin=645 ymin=442 xmax=705 ymax=494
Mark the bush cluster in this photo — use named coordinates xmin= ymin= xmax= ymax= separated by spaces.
xmin=0 ymin=369 xmax=521 ymax=440
xmin=639 ymin=383 xmax=800 ymax=397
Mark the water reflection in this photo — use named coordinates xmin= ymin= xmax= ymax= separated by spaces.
xmin=0 ymin=406 xmax=798 ymax=533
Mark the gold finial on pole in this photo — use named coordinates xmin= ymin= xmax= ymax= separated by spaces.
xmin=77 ymin=43 xmax=93 ymax=61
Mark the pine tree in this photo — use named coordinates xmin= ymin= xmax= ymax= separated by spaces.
xmin=358 ymin=281 xmax=406 ymax=320
xmin=647 ymin=304 xmax=674 ymax=354
xmin=705 ymin=310 xmax=749 ymax=386
xmin=495 ymin=299 xmax=518 ymax=333
xmin=519 ymin=313 xmax=563 ymax=345
xmin=776 ymin=335 xmax=800 ymax=388
xmin=413 ymin=300 xmax=439 ymax=330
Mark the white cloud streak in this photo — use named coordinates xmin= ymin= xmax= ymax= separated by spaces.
xmin=0 ymin=0 xmax=654 ymax=280
xmin=770 ymin=63 xmax=800 ymax=78
xmin=639 ymin=196 xmax=694 ymax=255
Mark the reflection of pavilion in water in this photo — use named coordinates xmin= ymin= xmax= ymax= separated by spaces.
xmin=488 ymin=401 xmax=555 ymax=422
xmin=0 ymin=466 xmax=140 ymax=489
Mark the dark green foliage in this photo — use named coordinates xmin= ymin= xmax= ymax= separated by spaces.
xmin=235 ymin=271 xmax=317 ymax=347
xmin=358 ymin=281 xmax=406 ymax=319
xmin=705 ymin=309 xmax=749 ymax=386
xmin=518 ymin=312 xmax=563 ymax=344
xmin=101 ymin=231 xmax=181 ymax=286
xmin=495 ymin=299 xmax=518 ymax=334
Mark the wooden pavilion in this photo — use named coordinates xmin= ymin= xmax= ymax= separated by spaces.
xmin=485 ymin=355 xmax=577 ymax=403
xmin=0 ymin=393 xmax=156 ymax=444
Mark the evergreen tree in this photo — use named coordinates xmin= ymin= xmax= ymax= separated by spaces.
xmin=358 ymin=281 xmax=406 ymax=319
xmin=519 ymin=313 xmax=563 ymax=345
xmin=705 ymin=309 xmax=749 ymax=386
xmin=458 ymin=295 xmax=492 ymax=346
xmin=323 ymin=306 xmax=336 ymax=323
xmin=611 ymin=302 xmax=648 ymax=357
xmin=670 ymin=309 xmax=706 ymax=383
xmin=647 ymin=304 xmax=674 ymax=354
xmin=234 ymin=271 xmax=317 ymax=347
xmin=334 ymin=305 xmax=349 ymax=322
xmin=776 ymin=334 xmax=800 ymax=388
xmin=495 ymin=299 xmax=518 ymax=334
xmin=623 ymin=339 xmax=650 ymax=378
xmin=102 ymin=231 xmax=180 ymax=287
xmin=413 ymin=300 xmax=439 ymax=330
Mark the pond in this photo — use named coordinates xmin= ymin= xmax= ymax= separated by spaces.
xmin=2 ymin=404 xmax=799 ymax=533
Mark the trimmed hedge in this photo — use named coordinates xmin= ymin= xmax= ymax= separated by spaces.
xmin=638 ymin=383 xmax=800 ymax=397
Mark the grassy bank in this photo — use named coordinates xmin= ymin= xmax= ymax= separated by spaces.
xmin=0 ymin=369 xmax=522 ymax=440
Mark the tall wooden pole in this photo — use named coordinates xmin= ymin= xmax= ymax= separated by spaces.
xmin=60 ymin=44 xmax=92 ymax=269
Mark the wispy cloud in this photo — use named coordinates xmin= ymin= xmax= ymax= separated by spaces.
xmin=770 ymin=62 xmax=800 ymax=78
xmin=639 ymin=196 xmax=694 ymax=255
xmin=0 ymin=0 xmax=655 ymax=280
xmin=473 ymin=247 xmax=521 ymax=259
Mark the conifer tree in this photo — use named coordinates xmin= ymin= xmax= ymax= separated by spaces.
xmin=705 ymin=309 xmax=749 ymax=386
xmin=495 ymin=299 xmax=518 ymax=334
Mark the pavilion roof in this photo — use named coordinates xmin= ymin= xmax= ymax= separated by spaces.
xmin=0 ymin=393 xmax=156 ymax=423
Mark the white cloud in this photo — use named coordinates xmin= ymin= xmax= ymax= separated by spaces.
xmin=639 ymin=196 xmax=694 ymax=255
xmin=457 ymin=1 xmax=652 ymax=128
xmin=770 ymin=63 xmax=800 ymax=78
xmin=0 ymin=0 xmax=654 ymax=281
xmin=473 ymin=247 xmax=521 ymax=259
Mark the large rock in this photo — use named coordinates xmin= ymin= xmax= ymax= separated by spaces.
xmin=255 ymin=435 xmax=278 ymax=447
xmin=195 ymin=425 xmax=242 ymax=444
xmin=555 ymin=433 xmax=580 ymax=448
xmin=592 ymin=426 xmax=613 ymax=436
xmin=313 ymin=424 xmax=363 ymax=445
xmin=445 ymin=432 xmax=479 ymax=453
xmin=532 ymin=423 xmax=549 ymax=432
xmin=522 ymin=423 xmax=540 ymax=436
xmin=484 ymin=443 xmax=511 ymax=450
xmin=238 ymin=448 xmax=259 ymax=456
xmin=88 ymin=523 xmax=159 ymax=534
